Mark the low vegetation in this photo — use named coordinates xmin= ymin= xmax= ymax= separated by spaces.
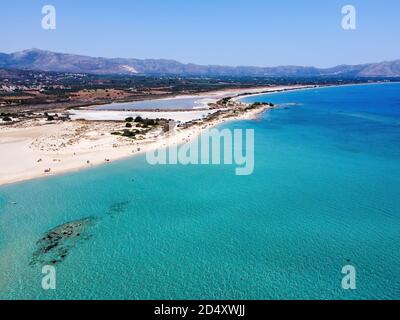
xmin=110 ymin=117 xmax=168 ymax=139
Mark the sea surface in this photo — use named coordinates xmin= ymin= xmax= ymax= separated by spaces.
xmin=0 ymin=83 xmax=399 ymax=299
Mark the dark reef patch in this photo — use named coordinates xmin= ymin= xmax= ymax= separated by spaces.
xmin=30 ymin=217 xmax=96 ymax=267
xmin=107 ymin=201 xmax=131 ymax=216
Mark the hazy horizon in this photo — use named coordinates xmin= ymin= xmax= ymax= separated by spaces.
xmin=2 ymin=47 xmax=399 ymax=69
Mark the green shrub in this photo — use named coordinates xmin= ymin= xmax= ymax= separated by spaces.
xmin=122 ymin=130 xmax=136 ymax=138
xmin=144 ymin=119 xmax=156 ymax=126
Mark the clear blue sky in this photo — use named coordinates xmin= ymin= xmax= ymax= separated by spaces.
xmin=2 ymin=0 xmax=399 ymax=67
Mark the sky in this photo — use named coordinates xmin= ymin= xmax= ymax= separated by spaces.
xmin=1 ymin=0 xmax=400 ymax=67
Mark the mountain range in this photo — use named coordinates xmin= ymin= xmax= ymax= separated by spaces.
xmin=1 ymin=49 xmax=400 ymax=77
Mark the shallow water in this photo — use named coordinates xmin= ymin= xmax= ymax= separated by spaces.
xmin=0 ymin=83 xmax=399 ymax=299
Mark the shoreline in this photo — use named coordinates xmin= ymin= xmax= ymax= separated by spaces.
xmin=0 ymin=96 xmax=271 ymax=187
xmin=0 ymin=82 xmax=386 ymax=187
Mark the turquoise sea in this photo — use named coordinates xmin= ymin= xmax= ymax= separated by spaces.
xmin=0 ymin=83 xmax=399 ymax=300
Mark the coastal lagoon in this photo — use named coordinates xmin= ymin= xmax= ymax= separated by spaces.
xmin=0 ymin=83 xmax=399 ymax=299
xmin=95 ymin=95 xmax=216 ymax=110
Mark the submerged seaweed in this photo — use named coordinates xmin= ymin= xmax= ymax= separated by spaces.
xmin=30 ymin=217 xmax=96 ymax=267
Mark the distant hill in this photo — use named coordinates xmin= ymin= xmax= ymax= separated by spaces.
xmin=0 ymin=49 xmax=399 ymax=77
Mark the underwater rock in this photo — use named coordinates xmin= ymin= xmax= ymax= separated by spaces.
xmin=30 ymin=217 xmax=96 ymax=267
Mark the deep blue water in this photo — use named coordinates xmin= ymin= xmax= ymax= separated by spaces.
xmin=0 ymin=83 xmax=399 ymax=299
